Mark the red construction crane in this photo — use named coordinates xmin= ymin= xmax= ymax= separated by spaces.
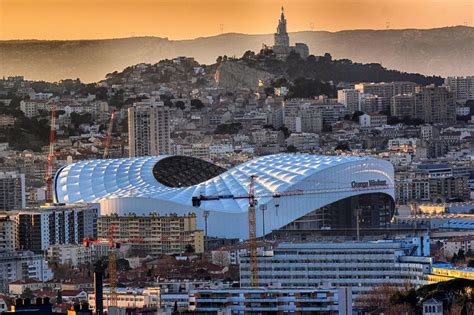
xmin=103 ymin=110 xmax=116 ymax=159
xmin=44 ymin=105 xmax=56 ymax=203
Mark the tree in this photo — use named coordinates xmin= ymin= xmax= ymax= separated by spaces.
xmin=185 ymin=244 xmax=195 ymax=255
xmin=56 ymin=289 xmax=63 ymax=304
xmin=352 ymin=110 xmax=364 ymax=122
xmin=212 ymin=251 xmax=230 ymax=267
xmin=278 ymin=126 xmax=291 ymax=138
xmin=21 ymin=288 xmax=34 ymax=300
xmin=214 ymin=123 xmax=242 ymax=135
xmin=190 ymin=99 xmax=204 ymax=110
xmin=335 ymin=142 xmax=351 ymax=151
xmin=175 ymin=100 xmax=186 ymax=110
xmin=117 ymin=258 xmax=131 ymax=271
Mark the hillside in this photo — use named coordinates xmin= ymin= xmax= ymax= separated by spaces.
xmin=1 ymin=26 xmax=473 ymax=82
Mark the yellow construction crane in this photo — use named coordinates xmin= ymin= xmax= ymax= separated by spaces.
xmin=192 ymin=180 xmax=395 ymax=287
xmin=247 ymin=175 xmax=258 ymax=287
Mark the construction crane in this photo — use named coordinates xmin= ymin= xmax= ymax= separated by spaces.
xmin=192 ymin=181 xmax=395 ymax=286
xmin=83 ymin=225 xmax=145 ymax=308
xmin=247 ymin=175 xmax=258 ymax=287
xmin=107 ymin=225 xmax=118 ymax=307
xmin=103 ymin=109 xmax=116 ymax=159
xmin=44 ymin=105 xmax=56 ymax=203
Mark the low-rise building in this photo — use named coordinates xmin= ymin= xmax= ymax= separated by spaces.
xmin=88 ymin=287 xmax=160 ymax=313
xmin=8 ymin=279 xmax=59 ymax=295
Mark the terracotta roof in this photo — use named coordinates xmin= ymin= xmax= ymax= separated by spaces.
xmin=61 ymin=290 xmax=85 ymax=297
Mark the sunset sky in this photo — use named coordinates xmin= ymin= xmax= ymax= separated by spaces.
xmin=0 ymin=0 xmax=472 ymax=40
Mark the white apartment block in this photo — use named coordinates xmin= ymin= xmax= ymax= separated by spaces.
xmin=47 ymin=243 xmax=110 ymax=267
xmin=240 ymin=237 xmax=432 ymax=299
xmin=0 ymin=217 xmax=16 ymax=252
xmin=0 ymin=251 xmax=53 ymax=292
xmin=359 ymin=113 xmax=387 ymax=128
xmin=128 ymin=100 xmax=171 ymax=157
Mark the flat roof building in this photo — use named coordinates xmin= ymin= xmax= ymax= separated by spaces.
xmin=240 ymin=237 xmax=432 ymax=301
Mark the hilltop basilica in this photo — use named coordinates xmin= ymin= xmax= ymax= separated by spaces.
xmin=271 ymin=7 xmax=309 ymax=59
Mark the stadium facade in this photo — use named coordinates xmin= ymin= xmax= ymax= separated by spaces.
xmin=54 ymin=154 xmax=395 ymax=239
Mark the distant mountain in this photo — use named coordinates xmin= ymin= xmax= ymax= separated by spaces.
xmin=1 ymin=26 xmax=472 ymax=82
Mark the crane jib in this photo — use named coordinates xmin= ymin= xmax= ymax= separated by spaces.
xmin=193 ymin=185 xmax=393 ymax=204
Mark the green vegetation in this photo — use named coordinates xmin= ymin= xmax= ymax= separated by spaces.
xmin=190 ymin=99 xmax=204 ymax=110
xmin=359 ymin=279 xmax=474 ymax=314
xmin=240 ymin=48 xmax=443 ymax=99
xmin=1 ymin=114 xmax=51 ymax=151
xmin=70 ymin=112 xmax=93 ymax=127
xmin=214 ymin=123 xmax=242 ymax=134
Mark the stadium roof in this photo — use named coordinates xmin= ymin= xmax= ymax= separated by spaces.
xmin=55 ymin=154 xmax=394 ymax=238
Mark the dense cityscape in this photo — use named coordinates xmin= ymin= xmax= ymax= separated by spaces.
xmin=1 ymin=4 xmax=474 ymax=315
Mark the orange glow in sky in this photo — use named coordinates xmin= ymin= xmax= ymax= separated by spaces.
xmin=0 ymin=0 xmax=472 ymax=40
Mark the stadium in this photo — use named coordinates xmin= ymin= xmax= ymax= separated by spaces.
xmin=54 ymin=154 xmax=395 ymax=239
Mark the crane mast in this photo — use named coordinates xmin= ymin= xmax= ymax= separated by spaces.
xmin=248 ymin=175 xmax=258 ymax=287
xmin=44 ymin=105 xmax=56 ymax=203
xmin=107 ymin=224 xmax=118 ymax=307
xmin=103 ymin=110 xmax=116 ymax=159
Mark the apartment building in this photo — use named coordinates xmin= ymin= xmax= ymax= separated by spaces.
xmin=0 ymin=216 xmax=16 ymax=252
xmin=128 ymin=99 xmax=171 ymax=157
xmin=0 ymin=172 xmax=25 ymax=211
xmin=15 ymin=204 xmax=98 ymax=252
xmin=97 ymin=213 xmax=204 ymax=256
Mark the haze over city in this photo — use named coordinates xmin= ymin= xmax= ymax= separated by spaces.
xmin=0 ymin=0 xmax=473 ymax=40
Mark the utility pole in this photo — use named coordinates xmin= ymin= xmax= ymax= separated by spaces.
xmin=356 ymin=208 xmax=362 ymax=241
xmin=203 ymin=210 xmax=209 ymax=250
xmin=260 ymin=204 xmax=267 ymax=240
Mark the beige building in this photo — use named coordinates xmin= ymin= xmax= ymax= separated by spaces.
xmin=88 ymin=287 xmax=160 ymax=313
xmin=0 ymin=114 xmax=16 ymax=128
xmin=391 ymin=94 xmax=416 ymax=119
xmin=98 ymin=213 xmax=204 ymax=256
xmin=128 ymin=100 xmax=171 ymax=157
xmin=415 ymin=86 xmax=456 ymax=124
